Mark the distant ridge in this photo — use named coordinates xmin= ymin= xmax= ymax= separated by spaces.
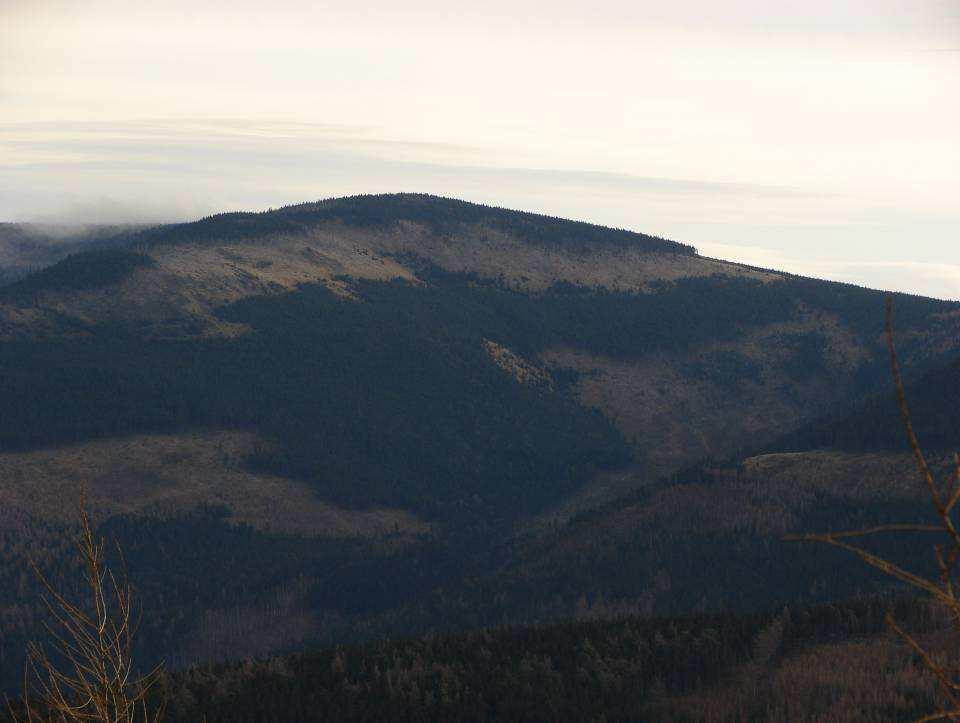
xmin=125 ymin=193 xmax=698 ymax=255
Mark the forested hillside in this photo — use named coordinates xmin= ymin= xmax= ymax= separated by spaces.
xmin=770 ymin=353 xmax=960 ymax=454
xmin=1 ymin=194 xmax=958 ymax=693
xmin=158 ymin=597 xmax=944 ymax=722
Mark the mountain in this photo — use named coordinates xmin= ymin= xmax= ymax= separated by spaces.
xmin=0 ymin=193 xmax=958 ymax=689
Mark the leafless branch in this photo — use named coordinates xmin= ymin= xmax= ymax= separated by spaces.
xmin=6 ymin=492 xmax=166 ymax=723
xmin=791 ymin=298 xmax=960 ymax=723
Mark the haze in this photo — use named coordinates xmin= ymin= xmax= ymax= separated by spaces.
xmin=1 ymin=0 xmax=958 ymax=298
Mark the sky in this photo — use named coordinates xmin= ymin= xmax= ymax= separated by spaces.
xmin=1 ymin=0 xmax=958 ymax=298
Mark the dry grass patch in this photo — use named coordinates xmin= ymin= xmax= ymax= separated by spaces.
xmin=538 ymin=306 xmax=876 ymax=482
xmin=540 ymin=346 xmax=826 ymax=478
xmin=372 ymin=221 xmax=778 ymax=292
xmin=0 ymin=430 xmax=427 ymax=538
xmin=0 ymin=225 xmax=421 ymax=339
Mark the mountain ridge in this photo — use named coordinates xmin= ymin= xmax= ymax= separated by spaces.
xmin=96 ymin=193 xmax=699 ymax=255
xmin=1 ymin=193 xmax=958 ymax=690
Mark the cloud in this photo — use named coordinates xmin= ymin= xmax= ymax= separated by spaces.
xmin=17 ymin=195 xmax=207 ymax=227
xmin=0 ymin=119 xmax=822 ymax=221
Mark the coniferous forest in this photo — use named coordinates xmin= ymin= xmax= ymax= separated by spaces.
xmin=0 ymin=195 xmax=958 ymax=721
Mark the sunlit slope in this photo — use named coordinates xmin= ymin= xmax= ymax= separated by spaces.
xmin=1 ymin=194 xmax=956 ymax=478
xmin=1 ymin=193 xmax=958 ymax=684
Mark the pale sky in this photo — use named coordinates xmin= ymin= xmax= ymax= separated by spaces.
xmin=1 ymin=0 xmax=958 ymax=298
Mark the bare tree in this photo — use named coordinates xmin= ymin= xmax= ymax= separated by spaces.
xmin=790 ymin=298 xmax=960 ymax=722
xmin=7 ymin=496 xmax=166 ymax=723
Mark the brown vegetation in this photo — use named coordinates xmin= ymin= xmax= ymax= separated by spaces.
xmin=539 ymin=311 xmax=870 ymax=479
xmin=482 ymin=340 xmax=553 ymax=388
xmin=374 ymin=220 xmax=776 ymax=292
xmin=0 ymin=217 xmax=776 ymax=341
xmin=0 ymin=430 xmax=426 ymax=538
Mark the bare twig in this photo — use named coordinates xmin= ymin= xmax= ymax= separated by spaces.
xmin=791 ymin=299 xmax=960 ymax=723
xmin=6 ymin=493 xmax=166 ymax=723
